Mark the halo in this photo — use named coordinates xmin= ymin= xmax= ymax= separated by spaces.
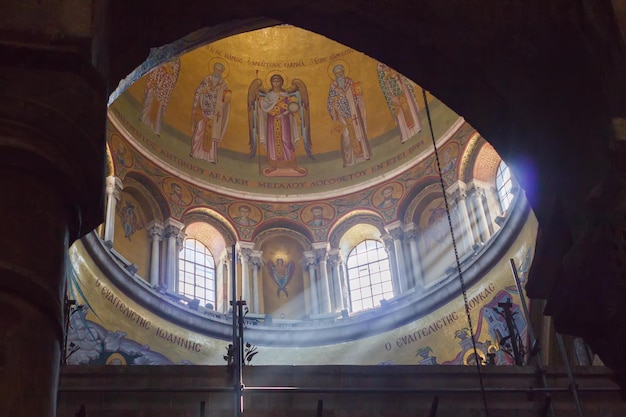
xmin=105 ymin=353 xmax=127 ymax=365
xmin=265 ymin=70 xmax=289 ymax=88
xmin=327 ymin=59 xmax=350 ymax=80
xmin=208 ymin=57 xmax=230 ymax=79
xmin=162 ymin=177 xmax=192 ymax=206
xmin=377 ymin=182 xmax=403 ymax=198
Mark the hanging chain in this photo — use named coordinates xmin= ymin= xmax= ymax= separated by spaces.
xmin=422 ymin=89 xmax=490 ymax=417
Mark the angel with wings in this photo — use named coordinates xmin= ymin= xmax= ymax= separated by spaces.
xmin=267 ymin=258 xmax=295 ymax=298
xmin=248 ymin=73 xmax=313 ymax=177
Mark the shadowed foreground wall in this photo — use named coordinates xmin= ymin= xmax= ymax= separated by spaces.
xmin=57 ymin=365 xmax=625 ymax=416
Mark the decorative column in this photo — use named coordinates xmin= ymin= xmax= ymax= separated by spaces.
xmin=164 ymin=218 xmax=185 ymax=293
xmin=466 ymin=188 xmax=482 ymax=244
xmin=339 ymin=258 xmax=350 ymax=310
xmin=147 ymin=221 xmax=163 ymax=287
xmin=471 ymin=186 xmax=491 ymax=242
xmin=403 ymin=223 xmax=424 ymax=290
xmin=313 ymin=243 xmax=332 ymax=314
xmin=329 ymin=249 xmax=345 ymax=312
xmin=449 ymin=183 xmax=475 ymax=255
xmin=386 ymin=221 xmax=408 ymax=293
xmin=304 ymin=251 xmax=319 ymax=315
xmin=237 ymin=242 xmax=254 ymax=305
xmin=223 ymin=247 xmax=234 ymax=313
xmin=382 ymin=233 xmax=401 ymax=295
xmin=0 ymin=34 xmax=107 ymax=417
xmin=250 ymin=251 xmax=263 ymax=314
xmin=103 ymin=176 xmax=123 ymax=245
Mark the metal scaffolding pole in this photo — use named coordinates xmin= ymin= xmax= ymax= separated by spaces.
xmin=509 ymin=258 xmax=556 ymax=417
xmin=231 ymin=244 xmax=242 ymax=417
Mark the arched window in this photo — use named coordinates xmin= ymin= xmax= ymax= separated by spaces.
xmin=178 ymin=238 xmax=216 ymax=307
xmin=346 ymin=239 xmax=393 ymax=312
xmin=496 ymin=161 xmax=513 ymax=212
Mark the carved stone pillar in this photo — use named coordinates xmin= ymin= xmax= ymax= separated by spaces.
xmin=382 ymin=233 xmax=401 ymax=295
xmin=474 ymin=188 xmax=491 ymax=242
xmin=224 ymin=247 xmax=234 ymax=313
xmin=104 ymin=176 xmax=123 ymax=244
xmin=147 ymin=221 xmax=163 ymax=287
xmin=466 ymin=188 xmax=482 ymax=244
xmin=403 ymin=224 xmax=424 ymax=290
xmin=0 ymin=32 xmax=107 ymax=417
xmin=329 ymin=249 xmax=345 ymax=312
xmin=164 ymin=218 xmax=185 ymax=293
xmin=313 ymin=243 xmax=332 ymax=314
xmin=250 ymin=251 xmax=263 ymax=314
xmin=386 ymin=221 xmax=408 ymax=293
xmin=304 ymin=251 xmax=319 ymax=315
xmin=237 ymin=242 xmax=254 ymax=305
xmin=449 ymin=184 xmax=475 ymax=255
xmin=339 ymin=258 xmax=349 ymax=310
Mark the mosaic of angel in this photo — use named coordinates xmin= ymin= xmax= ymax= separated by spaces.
xmin=139 ymin=58 xmax=180 ymax=136
xmin=267 ymin=257 xmax=295 ymax=297
xmin=248 ymin=73 xmax=313 ymax=177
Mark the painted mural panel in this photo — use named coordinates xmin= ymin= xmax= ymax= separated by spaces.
xmin=112 ymin=193 xmax=150 ymax=279
xmin=260 ymin=234 xmax=307 ymax=319
xmin=109 ymin=25 xmax=464 ymax=197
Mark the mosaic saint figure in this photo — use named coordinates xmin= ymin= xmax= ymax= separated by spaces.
xmin=327 ymin=63 xmax=371 ymax=167
xmin=116 ymin=199 xmax=144 ymax=241
xmin=307 ymin=206 xmax=331 ymax=227
xmin=267 ymin=258 xmax=295 ymax=297
xmin=424 ymin=204 xmax=448 ymax=250
xmin=248 ymin=73 xmax=313 ymax=177
xmin=191 ymin=62 xmax=232 ymax=163
xmin=376 ymin=186 xmax=400 ymax=209
xmin=139 ymin=58 xmax=180 ymax=136
xmin=232 ymin=205 xmax=258 ymax=227
xmin=377 ymin=62 xmax=422 ymax=143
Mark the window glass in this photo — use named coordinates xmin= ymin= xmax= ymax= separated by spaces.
xmin=496 ymin=161 xmax=513 ymax=212
xmin=178 ymin=238 xmax=216 ymax=307
xmin=347 ymin=239 xmax=393 ymax=312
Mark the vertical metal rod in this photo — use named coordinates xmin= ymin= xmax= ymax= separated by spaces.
xmin=232 ymin=244 xmax=242 ymax=417
xmin=509 ymin=259 xmax=556 ymax=417
xmin=200 ymin=400 xmax=206 ymax=417
xmin=555 ymin=333 xmax=585 ymax=417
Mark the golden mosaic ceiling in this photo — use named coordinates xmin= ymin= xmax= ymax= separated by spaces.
xmin=109 ymin=25 xmax=462 ymax=200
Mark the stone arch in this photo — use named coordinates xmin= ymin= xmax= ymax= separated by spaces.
xmin=254 ymin=227 xmax=313 ymax=252
xmin=123 ymin=171 xmax=171 ymax=221
xmin=252 ymin=218 xmax=314 ymax=244
xmin=329 ymin=210 xmax=386 ymax=255
xmin=182 ymin=207 xmax=237 ymax=247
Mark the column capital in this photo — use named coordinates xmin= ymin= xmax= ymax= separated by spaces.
xmin=222 ymin=246 xmax=234 ymax=262
xmin=164 ymin=218 xmax=185 ymax=236
xmin=385 ymin=220 xmax=405 ymax=240
xmin=312 ymin=242 xmax=329 ymax=261
xmin=236 ymin=241 xmax=255 ymax=262
xmin=403 ymin=223 xmax=420 ymax=241
xmin=147 ymin=220 xmax=164 ymax=240
xmin=328 ymin=249 xmax=344 ymax=266
xmin=446 ymin=180 xmax=468 ymax=198
xmin=105 ymin=176 xmax=124 ymax=200
xmin=250 ymin=250 xmax=263 ymax=268
xmin=381 ymin=233 xmax=394 ymax=247
xmin=303 ymin=250 xmax=318 ymax=266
